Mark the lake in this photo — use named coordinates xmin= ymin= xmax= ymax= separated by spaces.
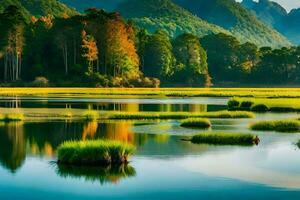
xmin=1 ymin=96 xmax=300 ymax=199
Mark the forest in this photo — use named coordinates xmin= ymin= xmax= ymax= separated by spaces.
xmin=0 ymin=5 xmax=299 ymax=87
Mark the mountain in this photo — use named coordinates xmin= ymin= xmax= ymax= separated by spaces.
xmin=0 ymin=0 xmax=78 ymax=19
xmin=241 ymin=0 xmax=300 ymax=44
xmin=116 ymin=0 xmax=230 ymax=38
xmin=284 ymin=9 xmax=300 ymax=44
xmin=58 ymin=0 xmax=290 ymax=47
xmin=60 ymin=0 xmax=122 ymax=12
xmin=173 ymin=0 xmax=290 ymax=47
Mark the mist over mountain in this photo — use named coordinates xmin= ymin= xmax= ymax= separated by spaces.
xmin=241 ymin=0 xmax=300 ymax=44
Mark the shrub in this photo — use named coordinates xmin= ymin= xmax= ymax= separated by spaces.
xmin=191 ymin=132 xmax=259 ymax=145
xmin=31 ymin=76 xmax=49 ymax=87
xmin=228 ymin=99 xmax=240 ymax=109
xmin=250 ymin=120 xmax=300 ymax=132
xmin=180 ymin=118 xmax=211 ymax=128
xmin=57 ymin=140 xmax=136 ymax=166
xmin=251 ymin=104 xmax=269 ymax=112
xmin=240 ymin=101 xmax=254 ymax=109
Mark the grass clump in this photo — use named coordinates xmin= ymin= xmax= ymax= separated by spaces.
xmin=107 ymin=111 xmax=255 ymax=120
xmin=251 ymin=104 xmax=269 ymax=112
xmin=0 ymin=113 xmax=24 ymax=122
xmin=180 ymin=118 xmax=211 ymax=129
xmin=228 ymin=98 xmax=300 ymax=113
xmin=250 ymin=120 xmax=300 ymax=132
xmin=228 ymin=99 xmax=240 ymax=109
xmin=57 ymin=140 xmax=136 ymax=166
xmin=191 ymin=132 xmax=259 ymax=145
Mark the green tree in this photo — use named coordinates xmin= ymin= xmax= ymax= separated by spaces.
xmin=143 ymin=30 xmax=175 ymax=78
xmin=173 ymin=33 xmax=208 ymax=84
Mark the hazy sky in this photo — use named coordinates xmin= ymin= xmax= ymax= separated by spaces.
xmin=236 ymin=0 xmax=300 ymax=11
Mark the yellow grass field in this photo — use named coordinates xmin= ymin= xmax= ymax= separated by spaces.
xmin=0 ymin=88 xmax=300 ymax=98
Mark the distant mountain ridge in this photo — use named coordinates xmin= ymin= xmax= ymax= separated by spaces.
xmin=117 ymin=0 xmax=230 ymax=38
xmin=241 ymin=0 xmax=300 ymax=44
xmin=58 ymin=0 xmax=290 ymax=47
xmin=173 ymin=0 xmax=290 ymax=47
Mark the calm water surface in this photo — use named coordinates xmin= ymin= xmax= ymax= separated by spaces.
xmin=1 ymin=97 xmax=300 ymax=199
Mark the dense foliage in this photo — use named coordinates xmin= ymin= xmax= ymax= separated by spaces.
xmin=0 ymin=4 xmax=299 ymax=87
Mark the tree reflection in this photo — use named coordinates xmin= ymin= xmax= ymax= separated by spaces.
xmin=0 ymin=122 xmax=25 ymax=173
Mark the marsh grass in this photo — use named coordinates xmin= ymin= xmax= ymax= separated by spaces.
xmin=56 ymin=164 xmax=136 ymax=184
xmin=107 ymin=111 xmax=255 ymax=120
xmin=2 ymin=88 xmax=300 ymax=98
xmin=180 ymin=118 xmax=211 ymax=128
xmin=191 ymin=132 xmax=258 ymax=145
xmin=229 ymin=98 xmax=300 ymax=113
xmin=0 ymin=113 xmax=24 ymax=122
xmin=57 ymin=140 xmax=136 ymax=166
xmin=250 ymin=120 xmax=300 ymax=132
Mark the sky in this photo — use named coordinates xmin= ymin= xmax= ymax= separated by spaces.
xmin=236 ymin=0 xmax=300 ymax=11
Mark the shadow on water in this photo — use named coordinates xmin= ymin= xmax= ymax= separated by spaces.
xmin=55 ymin=163 xmax=136 ymax=185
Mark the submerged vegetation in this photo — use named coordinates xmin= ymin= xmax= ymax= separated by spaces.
xmin=56 ymin=164 xmax=136 ymax=184
xmin=57 ymin=140 xmax=136 ymax=166
xmin=250 ymin=120 xmax=300 ymax=132
xmin=190 ymin=132 xmax=259 ymax=145
xmin=180 ymin=118 xmax=211 ymax=128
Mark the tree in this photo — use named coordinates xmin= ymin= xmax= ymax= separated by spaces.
xmin=0 ymin=6 xmax=26 ymax=81
xmin=173 ymin=33 xmax=208 ymax=84
xmin=81 ymin=30 xmax=99 ymax=75
xmin=143 ymin=30 xmax=175 ymax=78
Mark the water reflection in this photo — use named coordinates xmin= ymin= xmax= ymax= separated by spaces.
xmin=0 ymin=97 xmax=227 ymax=112
xmin=0 ymin=122 xmax=25 ymax=173
xmin=55 ymin=164 xmax=136 ymax=185
xmin=0 ymin=121 xmax=213 ymax=173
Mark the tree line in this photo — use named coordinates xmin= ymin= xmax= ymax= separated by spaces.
xmin=0 ymin=6 xmax=299 ymax=87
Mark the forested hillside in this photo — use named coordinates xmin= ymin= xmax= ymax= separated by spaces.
xmin=117 ymin=0 xmax=230 ymax=38
xmin=0 ymin=3 xmax=299 ymax=87
xmin=241 ymin=0 xmax=300 ymax=44
xmin=173 ymin=0 xmax=290 ymax=47
xmin=0 ymin=0 xmax=78 ymax=20
xmin=60 ymin=0 xmax=122 ymax=12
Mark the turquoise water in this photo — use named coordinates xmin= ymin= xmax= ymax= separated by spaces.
xmin=1 ymin=97 xmax=300 ymax=199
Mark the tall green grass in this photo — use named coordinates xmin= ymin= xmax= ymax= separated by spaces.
xmin=107 ymin=111 xmax=255 ymax=120
xmin=57 ymin=140 xmax=136 ymax=166
xmin=180 ymin=118 xmax=211 ymax=128
xmin=250 ymin=120 xmax=300 ymax=132
xmin=191 ymin=132 xmax=259 ymax=145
